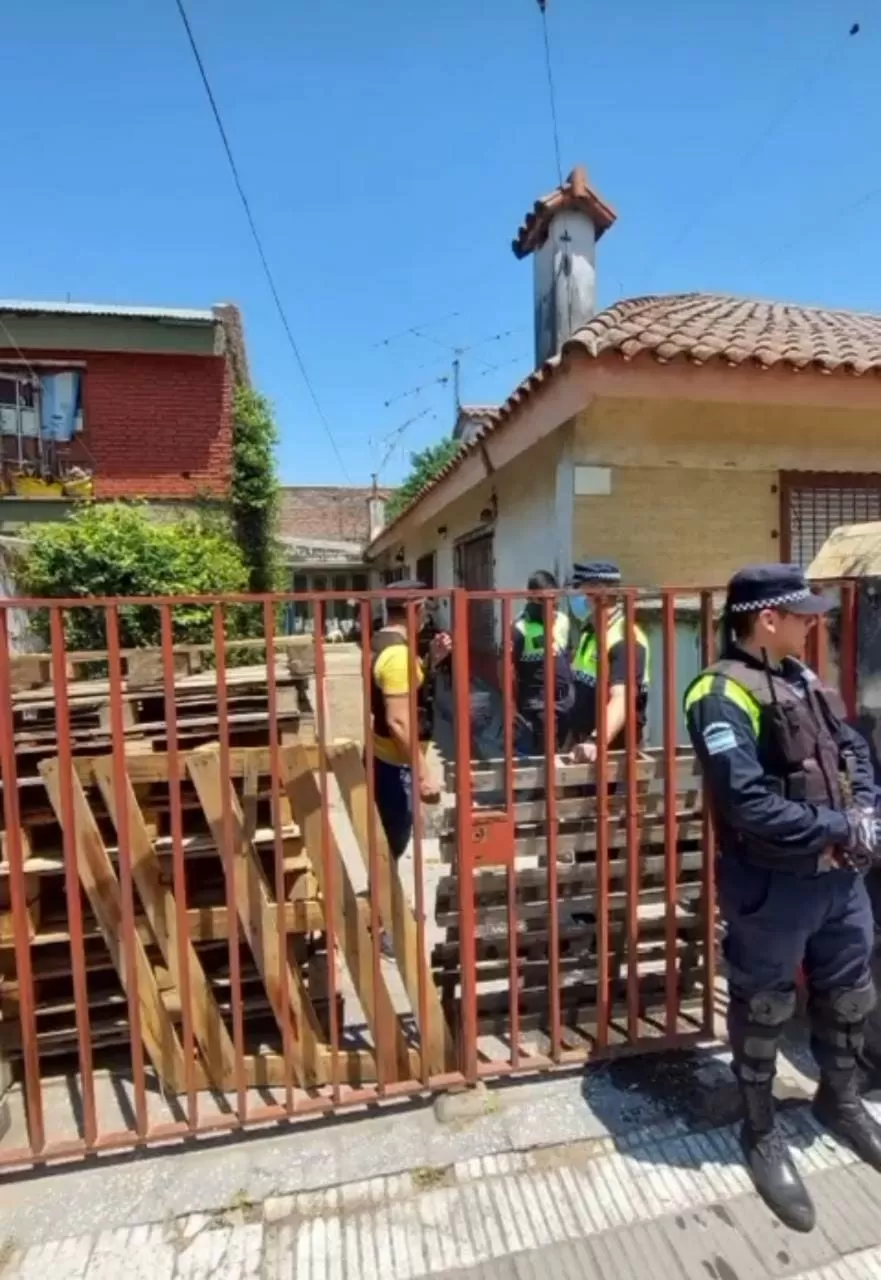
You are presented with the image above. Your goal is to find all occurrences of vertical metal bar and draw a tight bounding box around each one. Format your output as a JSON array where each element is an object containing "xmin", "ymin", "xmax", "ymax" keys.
[
  {"xmin": 542, "ymin": 595, "xmax": 561, "ymax": 1061},
  {"xmin": 0, "ymin": 608, "xmax": 45, "ymax": 1154},
  {"xmin": 214, "ymin": 604, "xmax": 247, "ymax": 1122},
  {"xmin": 501, "ymin": 596, "xmax": 519, "ymax": 1069},
  {"xmin": 49, "ymin": 606, "xmax": 97, "ymax": 1148},
  {"xmin": 360, "ymin": 597, "xmax": 384, "ymax": 1095},
  {"xmin": 839, "ymin": 582, "xmax": 858, "ymax": 717},
  {"xmin": 160, "ymin": 605, "xmax": 197, "ymax": 1127},
  {"xmin": 623, "ymin": 593, "xmax": 640, "ymax": 1043},
  {"xmin": 406, "ymin": 600, "xmax": 429, "ymax": 1085},
  {"xmin": 106, "ymin": 605, "xmax": 147, "ymax": 1139},
  {"xmin": 699, "ymin": 590, "xmax": 718, "ymax": 1036},
  {"xmin": 594, "ymin": 596, "xmax": 610, "ymax": 1050},
  {"xmin": 313, "ymin": 598, "xmax": 341, "ymax": 1102},
  {"xmin": 662, "ymin": 591, "xmax": 679, "ymax": 1036},
  {"xmin": 263, "ymin": 601, "xmax": 295, "ymax": 1116},
  {"xmin": 451, "ymin": 588, "xmax": 478, "ymax": 1083}
]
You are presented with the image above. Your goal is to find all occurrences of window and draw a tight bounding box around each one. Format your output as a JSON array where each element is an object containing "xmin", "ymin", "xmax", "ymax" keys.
[
  {"xmin": 783, "ymin": 473, "xmax": 881, "ymax": 569},
  {"xmin": 383, "ymin": 565, "xmax": 409, "ymax": 585}
]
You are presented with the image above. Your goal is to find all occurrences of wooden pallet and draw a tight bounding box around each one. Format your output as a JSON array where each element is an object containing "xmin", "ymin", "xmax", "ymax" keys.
[
  {"xmin": 0, "ymin": 742, "xmax": 456, "ymax": 1092},
  {"xmin": 435, "ymin": 749, "xmax": 709, "ymax": 1042},
  {"xmin": 10, "ymin": 635, "xmax": 316, "ymax": 692},
  {"xmin": 8, "ymin": 660, "xmax": 313, "ymax": 780}
]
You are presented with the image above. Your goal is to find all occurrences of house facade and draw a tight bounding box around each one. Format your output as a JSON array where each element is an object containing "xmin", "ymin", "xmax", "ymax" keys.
[
  {"xmin": 366, "ymin": 167, "xmax": 881, "ymax": 688},
  {"xmin": 279, "ymin": 483, "xmax": 390, "ymax": 633},
  {"xmin": 0, "ymin": 299, "xmax": 247, "ymax": 528}
]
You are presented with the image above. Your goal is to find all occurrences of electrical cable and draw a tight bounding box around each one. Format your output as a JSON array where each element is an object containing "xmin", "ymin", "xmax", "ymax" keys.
[
  {"xmin": 537, "ymin": 1, "xmax": 564, "ymax": 186},
  {"xmin": 172, "ymin": 0, "xmax": 351, "ymax": 479},
  {"xmin": 637, "ymin": 19, "xmax": 862, "ymax": 292}
]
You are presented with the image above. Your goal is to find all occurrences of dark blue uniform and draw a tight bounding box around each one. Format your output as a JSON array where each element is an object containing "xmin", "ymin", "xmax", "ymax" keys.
[
  {"xmin": 684, "ymin": 563, "xmax": 881, "ymax": 1234},
  {"xmin": 686, "ymin": 654, "xmax": 874, "ymax": 1008}
]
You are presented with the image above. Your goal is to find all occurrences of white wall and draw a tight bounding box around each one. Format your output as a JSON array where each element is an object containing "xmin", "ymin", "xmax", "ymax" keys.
[{"xmin": 374, "ymin": 430, "xmax": 571, "ymax": 646}]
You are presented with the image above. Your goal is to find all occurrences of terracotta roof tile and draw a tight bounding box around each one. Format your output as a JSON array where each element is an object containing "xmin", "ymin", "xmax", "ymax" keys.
[
  {"xmin": 513, "ymin": 166, "xmax": 617, "ymax": 259},
  {"xmin": 565, "ymin": 293, "xmax": 881, "ymax": 374},
  {"xmin": 369, "ymin": 291, "xmax": 881, "ymax": 548}
]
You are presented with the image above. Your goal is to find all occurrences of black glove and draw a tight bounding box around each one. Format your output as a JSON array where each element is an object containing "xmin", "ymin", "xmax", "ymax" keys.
[{"xmin": 841, "ymin": 808, "xmax": 881, "ymax": 873}]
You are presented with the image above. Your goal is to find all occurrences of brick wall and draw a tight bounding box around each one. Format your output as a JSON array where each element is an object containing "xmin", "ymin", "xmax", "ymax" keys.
[
  {"xmin": 574, "ymin": 466, "xmax": 778, "ymax": 586},
  {"xmin": 23, "ymin": 349, "xmax": 232, "ymax": 499},
  {"xmin": 279, "ymin": 486, "xmax": 393, "ymax": 543}
]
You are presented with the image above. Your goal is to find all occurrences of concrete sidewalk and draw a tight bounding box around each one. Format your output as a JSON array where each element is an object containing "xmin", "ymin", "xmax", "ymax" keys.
[{"xmin": 4, "ymin": 1038, "xmax": 881, "ymax": 1278}]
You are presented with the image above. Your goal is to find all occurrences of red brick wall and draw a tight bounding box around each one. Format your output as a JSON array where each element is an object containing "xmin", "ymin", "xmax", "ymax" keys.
[{"xmin": 23, "ymin": 349, "xmax": 232, "ymax": 499}]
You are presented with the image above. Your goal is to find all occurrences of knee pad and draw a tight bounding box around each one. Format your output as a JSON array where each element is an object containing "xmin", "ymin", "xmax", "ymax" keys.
[
  {"xmin": 745, "ymin": 988, "xmax": 798, "ymax": 1027},
  {"xmin": 816, "ymin": 978, "xmax": 876, "ymax": 1025}
]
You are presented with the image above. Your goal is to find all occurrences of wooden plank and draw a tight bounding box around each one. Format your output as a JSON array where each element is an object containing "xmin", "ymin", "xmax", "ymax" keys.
[
  {"xmin": 186, "ymin": 749, "xmax": 331, "ymax": 1088},
  {"xmin": 439, "ymin": 819, "xmax": 704, "ymax": 863},
  {"xmin": 38, "ymin": 758, "xmax": 188, "ymax": 1092},
  {"xmin": 0, "ymin": 899, "xmax": 326, "ymax": 951},
  {"xmin": 282, "ymin": 743, "xmax": 412, "ymax": 1083},
  {"xmin": 329, "ymin": 742, "xmax": 455, "ymax": 1074},
  {"xmin": 448, "ymin": 750, "xmax": 701, "ymax": 794},
  {"xmin": 91, "ymin": 757, "xmax": 237, "ymax": 1090}
]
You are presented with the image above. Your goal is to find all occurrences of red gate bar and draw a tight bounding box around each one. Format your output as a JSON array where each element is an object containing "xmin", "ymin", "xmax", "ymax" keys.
[
  {"xmin": 500, "ymin": 595, "xmax": 520, "ymax": 1070},
  {"xmin": 593, "ymin": 596, "xmax": 611, "ymax": 1052},
  {"xmin": 661, "ymin": 591, "xmax": 679, "ymax": 1036},
  {"xmin": 214, "ymin": 603, "xmax": 248, "ymax": 1122},
  {"xmin": 451, "ymin": 588, "xmax": 478, "ymax": 1085},
  {"xmin": 542, "ymin": 594, "xmax": 562, "ymax": 1062},
  {"xmin": 161, "ymin": 602, "xmax": 199, "ymax": 1127},
  {"xmin": 623, "ymin": 592, "xmax": 640, "ymax": 1043},
  {"xmin": 359, "ymin": 598, "xmax": 386, "ymax": 1096},
  {"xmin": 106, "ymin": 603, "xmax": 149, "ymax": 1141},
  {"xmin": 49, "ymin": 606, "xmax": 99, "ymax": 1148},
  {"xmin": 699, "ymin": 590, "xmax": 718, "ymax": 1037}
]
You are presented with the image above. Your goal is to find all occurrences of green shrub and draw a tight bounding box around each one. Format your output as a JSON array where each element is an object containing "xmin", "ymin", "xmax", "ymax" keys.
[{"xmin": 19, "ymin": 503, "xmax": 249, "ymax": 651}]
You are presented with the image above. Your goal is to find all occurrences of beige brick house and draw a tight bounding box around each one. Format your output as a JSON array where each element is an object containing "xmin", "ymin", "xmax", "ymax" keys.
[{"xmin": 366, "ymin": 167, "xmax": 881, "ymax": 680}]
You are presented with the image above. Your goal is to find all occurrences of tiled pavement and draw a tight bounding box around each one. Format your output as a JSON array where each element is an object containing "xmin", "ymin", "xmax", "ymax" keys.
[{"xmin": 6, "ymin": 1099, "xmax": 881, "ymax": 1278}]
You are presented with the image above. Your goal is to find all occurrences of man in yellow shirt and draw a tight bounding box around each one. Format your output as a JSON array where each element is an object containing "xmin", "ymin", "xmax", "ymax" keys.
[{"xmin": 371, "ymin": 581, "xmax": 451, "ymax": 861}]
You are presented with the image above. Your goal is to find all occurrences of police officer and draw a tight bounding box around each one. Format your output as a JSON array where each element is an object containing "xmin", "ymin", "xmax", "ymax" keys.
[
  {"xmin": 684, "ymin": 564, "xmax": 881, "ymax": 1233},
  {"xmin": 512, "ymin": 569, "xmax": 574, "ymax": 755},
  {"xmin": 568, "ymin": 561, "xmax": 651, "ymax": 762},
  {"xmin": 370, "ymin": 581, "xmax": 451, "ymax": 864}
]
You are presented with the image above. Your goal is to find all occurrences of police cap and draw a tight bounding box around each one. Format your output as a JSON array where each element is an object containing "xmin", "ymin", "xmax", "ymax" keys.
[
  {"xmin": 569, "ymin": 560, "xmax": 622, "ymax": 587},
  {"xmin": 725, "ymin": 563, "xmax": 833, "ymax": 616}
]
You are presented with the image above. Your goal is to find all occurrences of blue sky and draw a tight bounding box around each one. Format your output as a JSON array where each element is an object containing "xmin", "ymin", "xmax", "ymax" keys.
[{"xmin": 3, "ymin": 1, "xmax": 877, "ymax": 485}]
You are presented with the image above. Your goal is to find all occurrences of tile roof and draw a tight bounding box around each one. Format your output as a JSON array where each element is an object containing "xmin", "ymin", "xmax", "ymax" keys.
[
  {"xmin": 279, "ymin": 485, "xmax": 392, "ymax": 545},
  {"xmin": 565, "ymin": 293, "xmax": 881, "ymax": 374},
  {"xmin": 513, "ymin": 166, "xmax": 617, "ymax": 259},
  {"xmin": 369, "ymin": 291, "xmax": 881, "ymax": 549}
]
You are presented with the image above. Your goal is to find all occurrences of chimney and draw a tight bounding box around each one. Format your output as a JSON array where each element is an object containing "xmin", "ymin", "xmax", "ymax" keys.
[
  {"xmin": 512, "ymin": 165, "xmax": 616, "ymax": 367},
  {"xmin": 367, "ymin": 473, "xmax": 386, "ymax": 543}
]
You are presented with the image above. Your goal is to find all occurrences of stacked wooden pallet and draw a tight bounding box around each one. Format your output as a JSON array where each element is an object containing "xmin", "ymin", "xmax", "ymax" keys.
[
  {"xmin": 7, "ymin": 641, "xmax": 316, "ymax": 782},
  {"xmin": 436, "ymin": 749, "xmax": 709, "ymax": 1049},
  {"xmin": 0, "ymin": 742, "xmax": 455, "ymax": 1092}
]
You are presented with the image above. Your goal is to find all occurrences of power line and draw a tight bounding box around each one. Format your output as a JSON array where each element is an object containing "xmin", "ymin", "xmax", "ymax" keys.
[
  {"xmin": 370, "ymin": 310, "xmax": 461, "ymax": 350},
  {"xmin": 536, "ymin": 1, "xmax": 564, "ymax": 186},
  {"xmin": 172, "ymin": 0, "xmax": 351, "ymax": 480},
  {"xmin": 752, "ymin": 178, "xmax": 881, "ymax": 274},
  {"xmin": 637, "ymin": 19, "xmax": 862, "ymax": 292}
]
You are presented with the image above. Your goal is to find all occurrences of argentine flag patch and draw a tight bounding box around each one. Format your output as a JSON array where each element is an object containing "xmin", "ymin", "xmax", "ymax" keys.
[{"xmin": 702, "ymin": 721, "xmax": 738, "ymax": 756}]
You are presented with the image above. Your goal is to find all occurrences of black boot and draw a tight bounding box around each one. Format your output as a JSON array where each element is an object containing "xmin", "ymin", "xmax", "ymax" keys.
[
  {"xmin": 814, "ymin": 1070, "xmax": 881, "ymax": 1170},
  {"xmin": 740, "ymin": 1080, "xmax": 816, "ymax": 1233}
]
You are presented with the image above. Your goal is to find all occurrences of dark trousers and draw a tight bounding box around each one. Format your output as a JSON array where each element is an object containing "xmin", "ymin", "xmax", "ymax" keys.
[
  {"xmin": 373, "ymin": 757, "xmax": 413, "ymax": 861},
  {"xmin": 515, "ymin": 708, "xmax": 570, "ymax": 757},
  {"xmin": 718, "ymin": 857, "xmax": 874, "ymax": 1080}
]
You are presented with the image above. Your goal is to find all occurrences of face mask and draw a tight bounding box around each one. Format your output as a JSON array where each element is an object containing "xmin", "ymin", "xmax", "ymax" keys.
[{"xmin": 570, "ymin": 595, "xmax": 591, "ymax": 623}]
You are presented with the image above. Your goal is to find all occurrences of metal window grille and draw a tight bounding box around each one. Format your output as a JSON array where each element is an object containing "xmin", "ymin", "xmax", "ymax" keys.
[{"xmin": 786, "ymin": 477, "xmax": 881, "ymax": 569}]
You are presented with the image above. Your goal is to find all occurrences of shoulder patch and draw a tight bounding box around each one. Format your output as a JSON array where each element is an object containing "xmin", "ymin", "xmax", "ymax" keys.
[{"xmin": 702, "ymin": 720, "xmax": 739, "ymax": 756}]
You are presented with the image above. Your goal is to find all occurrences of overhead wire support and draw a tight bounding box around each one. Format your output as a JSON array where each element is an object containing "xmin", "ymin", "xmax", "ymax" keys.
[{"xmin": 172, "ymin": 0, "xmax": 351, "ymax": 480}]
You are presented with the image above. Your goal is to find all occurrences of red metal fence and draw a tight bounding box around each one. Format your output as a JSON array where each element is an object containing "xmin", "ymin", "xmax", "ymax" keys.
[{"xmin": 0, "ymin": 583, "xmax": 864, "ymax": 1171}]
